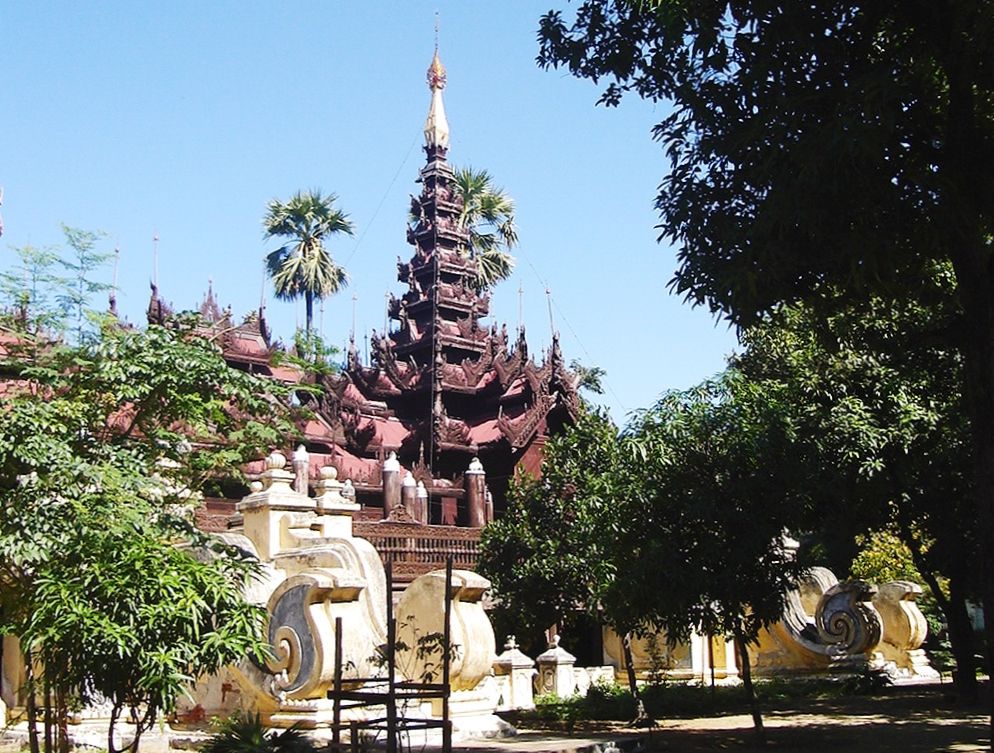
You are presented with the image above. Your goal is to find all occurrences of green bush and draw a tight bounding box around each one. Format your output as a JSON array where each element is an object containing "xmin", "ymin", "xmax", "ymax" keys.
[{"xmin": 201, "ymin": 714, "xmax": 317, "ymax": 753}]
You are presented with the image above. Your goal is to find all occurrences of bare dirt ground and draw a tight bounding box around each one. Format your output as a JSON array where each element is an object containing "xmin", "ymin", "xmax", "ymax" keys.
[{"xmin": 489, "ymin": 684, "xmax": 991, "ymax": 753}]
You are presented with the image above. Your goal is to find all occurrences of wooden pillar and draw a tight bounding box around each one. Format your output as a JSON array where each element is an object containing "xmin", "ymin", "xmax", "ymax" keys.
[
  {"xmin": 382, "ymin": 451, "xmax": 401, "ymax": 519},
  {"xmin": 465, "ymin": 457, "xmax": 487, "ymax": 528}
]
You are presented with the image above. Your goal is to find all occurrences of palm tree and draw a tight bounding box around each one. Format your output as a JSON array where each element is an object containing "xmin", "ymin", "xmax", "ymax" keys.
[
  {"xmin": 453, "ymin": 167, "xmax": 518, "ymax": 290},
  {"xmin": 263, "ymin": 190, "xmax": 354, "ymax": 335}
]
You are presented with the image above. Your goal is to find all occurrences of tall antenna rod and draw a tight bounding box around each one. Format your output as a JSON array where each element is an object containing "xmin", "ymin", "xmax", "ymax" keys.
[
  {"xmin": 517, "ymin": 281, "xmax": 524, "ymax": 333},
  {"xmin": 152, "ymin": 231, "xmax": 159, "ymax": 287},
  {"xmin": 109, "ymin": 244, "xmax": 120, "ymax": 315},
  {"xmin": 545, "ymin": 285, "xmax": 556, "ymax": 337},
  {"xmin": 434, "ymin": 11, "xmax": 440, "ymax": 52},
  {"xmin": 259, "ymin": 262, "xmax": 267, "ymax": 312},
  {"xmin": 351, "ymin": 292, "xmax": 358, "ymax": 341}
]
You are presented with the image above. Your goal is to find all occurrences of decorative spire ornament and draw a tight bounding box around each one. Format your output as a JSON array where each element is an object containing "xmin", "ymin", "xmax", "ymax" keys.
[{"xmin": 423, "ymin": 45, "xmax": 450, "ymax": 150}]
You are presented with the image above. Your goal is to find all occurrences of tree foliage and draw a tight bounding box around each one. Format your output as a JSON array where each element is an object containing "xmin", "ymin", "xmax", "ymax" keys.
[
  {"xmin": 453, "ymin": 166, "xmax": 518, "ymax": 290},
  {"xmin": 537, "ymin": 2, "xmax": 993, "ymax": 322},
  {"xmin": 480, "ymin": 409, "xmax": 626, "ymax": 649},
  {"xmin": 733, "ymin": 271, "xmax": 980, "ymax": 697},
  {"xmin": 482, "ymin": 377, "xmax": 805, "ymax": 734},
  {"xmin": 538, "ymin": 2, "xmax": 994, "ymax": 724},
  {"xmin": 0, "ymin": 225, "xmax": 111, "ymax": 340},
  {"xmin": 0, "ymin": 318, "xmax": 294, "ymax": 753},
  {"xmin": 264, "ymin": 190, "xmax": 354, "ymax": 335}
]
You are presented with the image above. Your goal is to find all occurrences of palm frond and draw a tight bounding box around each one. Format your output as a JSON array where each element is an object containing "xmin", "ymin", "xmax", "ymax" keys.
[
  {"xmin": 262, "ymin": 190, "xmax": 354, "ymax": 326},
  {"xmin": 452, "ymin": 166, "xmax": 518, "ymax": 291}
]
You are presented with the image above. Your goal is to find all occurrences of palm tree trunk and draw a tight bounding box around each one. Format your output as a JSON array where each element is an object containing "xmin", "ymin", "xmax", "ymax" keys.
[{"xmin": 305, "ymin": 293, "xmax": 314, "ymax": 336}]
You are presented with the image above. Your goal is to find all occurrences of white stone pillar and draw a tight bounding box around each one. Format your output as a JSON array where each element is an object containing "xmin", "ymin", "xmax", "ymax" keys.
[
  {"xmin": 401, "ymin": 471, "xmax": 417, "ymax": 519},
  {"xmin": 534, "ymin": 635, "xmax": 577, "ymax": 697},
  {"xmin": 382, "ymin": 451, "xmax": 401, "ymax": 519},
  {"xmin": 415, "ymin": 480, "xmax": 428, "ymax": 524},
  {"xmin": 291, "ymin": 444, "xmax": 309, "ymax": 495},
  {"xmin": 313, "ymin": 465, "xmax": 361, "ymax": 538},
  {"xmin": 493, "ymin": 636, "xmax": 536, "ymax": 710}
]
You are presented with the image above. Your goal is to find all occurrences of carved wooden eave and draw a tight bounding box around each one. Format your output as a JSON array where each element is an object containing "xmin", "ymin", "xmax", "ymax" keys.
[
  {"xmin": 146, "ymin": 283, "xmax": 174, "ymax": 325},
  {"xmin": 436, "ymin": 413, "xmax": 473, "ymax": 450},
  {"xmin": 547, "ymin": 336, "xmax": 582, "ymax": 421},
  {"xmin": 497, "ymin": 392, "xmax": 555, "ymax": 449},
  {"xmin": 409, "ymin": 219, "xmax": 468, "ymax": 250},
  {"xmin": 342, "ymin": 407, "xmax": 377, "ymax": 453},
  {"xmin": 436, "ymin": 348, "xmax": 497, "ymax": 392}
]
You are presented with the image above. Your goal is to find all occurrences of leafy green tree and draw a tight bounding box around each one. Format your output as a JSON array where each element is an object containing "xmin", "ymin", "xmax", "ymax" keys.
[
  {"xmin": 734, "ymin": 271, "xmax": 980, "ymax": 699},
  {"xmin": 614, "ymin": 373, "xmax": 805, "ymax": 740},
  {"xmin": 0, "ymin": 317, "xmax": 293, "ymax": 753},
  {"xmin": 849, "ymin": 527, "xmax": 946, "ymax": 639},
  {"xmin": 264, "ymin": 190, "xmax": 354, "ymax": 335},
  {"xmin": 569, "ymin": 359, "xmax": 606, "ymax": 397},
  {"xmin": 484, "ymin": 376, "xmax": 806, "ymax": 737},
  {"xmin": 453, "ymin": 166, "xmax": 518, "ymax": 290},
  {"xmin": 538, "ymin": 4, "xmax": 994, "ymax": 723},
  {"xmin": 0, "ymin": 243, "xmax": 63, "ymax": 334},
  {"xmin": 480, "ymin": 410, "xmax": 624, "ymax": 649},
  {"xmin": 54, "ymin": 225, "xmax": 112, "ymax": 344}
]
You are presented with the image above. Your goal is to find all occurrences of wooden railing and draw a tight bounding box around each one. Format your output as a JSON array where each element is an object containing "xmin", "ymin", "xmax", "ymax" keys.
[{"xmin": 354, "ymin": 520, "xmax": 481, "ymax": 584}]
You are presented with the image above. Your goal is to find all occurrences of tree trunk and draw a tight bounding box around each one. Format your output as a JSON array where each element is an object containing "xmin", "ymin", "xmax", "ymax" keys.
[
  {"xmin": 733, "ymin": 625, "xmax": 765, "ymax": 746},
  {"xmin": 305, "ymin": 292, "xmax": 314, "ymax": 336},
  {"xmin": 944, "ymin": 49, "xmax": 994, "ymax": 737},
  {"xmin": 621, "ymin": 632, "xmax": 649, "ymax": 723},
  {"xmin": 25, "ymin": 656, "xmax": 39, "ymax": 753},
  {"xmin": 43, "ymin": 659, "xmax": 52, "ymax": 753},
  {"xmin": 128, "ymin": 706, "xmax": 144, "ymax": 753},
  {"xmin": 897, "ymin": 517, "xmax": 978, "ymax": 701},
  {"xmin": 947, "ymin": 250, "xmax": 994, "ymax": 736},
  {"xmin": 108, "ymin": 702, "xmax": 122, "ymax": 753},
  {"xmin": 56, "ymin": 687, "xmax": 69, "ymax": 753},
  {"xmin": 946, "ymin": 576, "xmax": 979, "ymax": 702}
]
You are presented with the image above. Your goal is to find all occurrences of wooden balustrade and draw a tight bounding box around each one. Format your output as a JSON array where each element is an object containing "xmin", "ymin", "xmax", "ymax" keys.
[{"xmin": 354, "ymin": 521, "xmax": 481, "ymax": 584}]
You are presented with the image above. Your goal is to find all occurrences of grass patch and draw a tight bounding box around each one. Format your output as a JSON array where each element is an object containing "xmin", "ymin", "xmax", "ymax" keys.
[{"xmin": 512, "ymin": 674, "xmax": 894, "ymax": 728}]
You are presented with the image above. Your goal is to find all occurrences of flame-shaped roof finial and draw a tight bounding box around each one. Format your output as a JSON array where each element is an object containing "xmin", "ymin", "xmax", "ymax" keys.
[{"xmin": 423, "ymin": 26, "xmax": 450, "ymax": 150}]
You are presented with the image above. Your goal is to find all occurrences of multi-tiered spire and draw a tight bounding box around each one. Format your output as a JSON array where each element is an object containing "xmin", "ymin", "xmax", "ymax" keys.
[{"xmin": 336, "ymin": 49, "xmax": 580, "ymax": 497}]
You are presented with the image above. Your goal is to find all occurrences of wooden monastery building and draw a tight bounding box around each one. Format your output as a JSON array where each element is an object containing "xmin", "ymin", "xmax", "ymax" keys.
[{"xmin": 148, "ymin": 51, "xmax": 581, "ymax": 584}]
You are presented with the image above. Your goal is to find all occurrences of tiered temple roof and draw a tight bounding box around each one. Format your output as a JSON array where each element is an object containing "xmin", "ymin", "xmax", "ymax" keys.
[{"xmin": 152, "ymin": 49, "xmax": 581, "ymax": 525}]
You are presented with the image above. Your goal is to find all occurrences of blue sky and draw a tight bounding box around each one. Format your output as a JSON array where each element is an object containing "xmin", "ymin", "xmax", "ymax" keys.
[{"xmin": 2, "ymin": 2, "xmax": 737, "ymax": 425}]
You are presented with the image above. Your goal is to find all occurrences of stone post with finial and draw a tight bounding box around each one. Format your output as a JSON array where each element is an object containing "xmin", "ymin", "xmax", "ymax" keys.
[
  {"xmin": 493, "ymin": 636, "xmax": 537, "ymax": 711},
  {"xmin": 535, "ymin": 635, "xmax": 578, "ymax": 698},
  {"xmin": 416, "ymin": 480, "xmax": 429, "ymax": 524},
  {"xmin": 236, "ymin": 450, "xmax": 314, "ymax": 560},
  {"xmin": 312, "ymin": 464, "xmax": 361, "ymax": 539},
  {"xmin": 465, "ymin": 456, "xmax": 487, "ymax": 527}
]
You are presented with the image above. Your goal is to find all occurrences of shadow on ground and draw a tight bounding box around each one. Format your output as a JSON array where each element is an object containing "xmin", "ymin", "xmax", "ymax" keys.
[{"xmin": 500, "ymin": 684, "xmax": 990, "ymax": 753}]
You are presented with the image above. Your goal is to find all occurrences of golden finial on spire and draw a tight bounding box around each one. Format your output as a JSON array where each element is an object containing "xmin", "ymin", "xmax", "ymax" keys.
[
  {"xmin": 423, "ymin": 18, "xmax": 450, "ymax": 150},
  {"xmin": 427, "ymin": 50, "xmax": 447, "ymax": 91}
]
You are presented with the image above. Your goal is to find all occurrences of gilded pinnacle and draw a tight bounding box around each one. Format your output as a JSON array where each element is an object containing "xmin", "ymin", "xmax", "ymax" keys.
[{"xmin": 423, "ymin": 50, "xmax": 450, "ymax": 149}]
